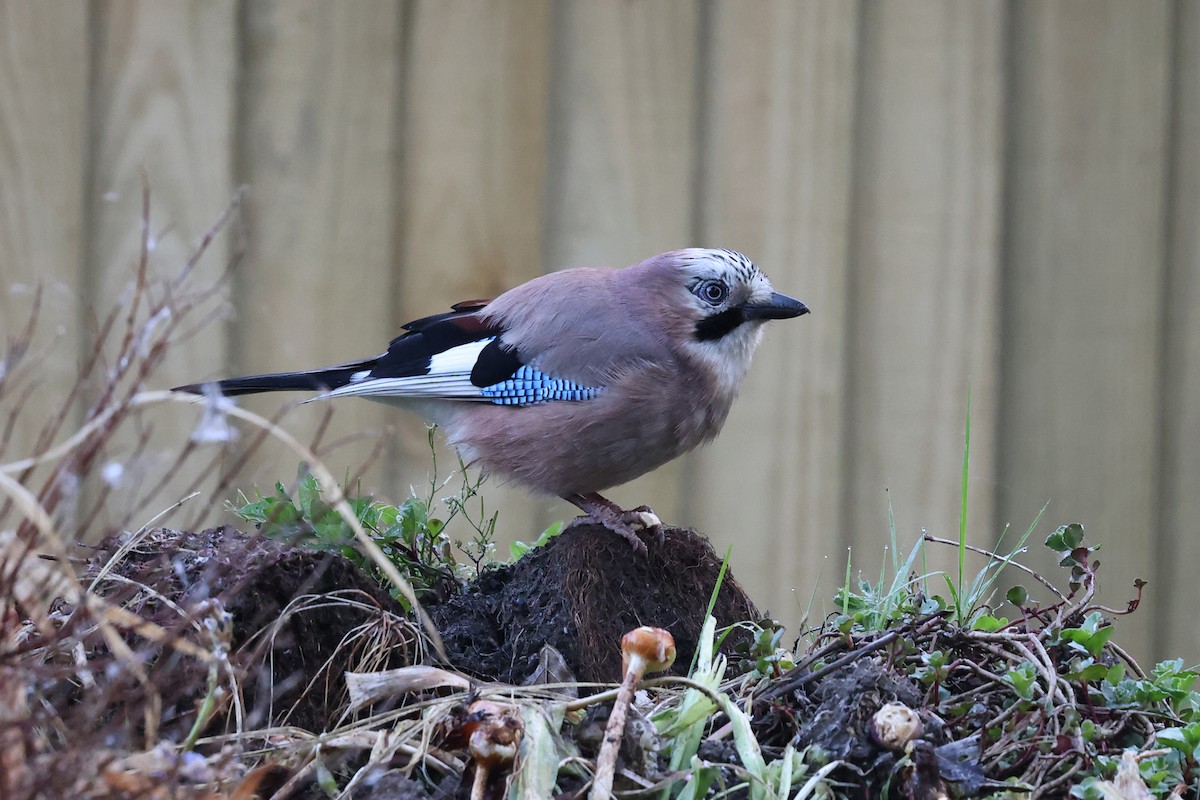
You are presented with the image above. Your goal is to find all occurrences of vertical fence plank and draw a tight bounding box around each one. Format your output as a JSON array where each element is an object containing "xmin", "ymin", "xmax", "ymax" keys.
[
  {"xmin": 542, "ymin": 0, "xmax": 699, "ymax": 524},
  {"xmin": 86, "ymin": 0, "xmax": 235, "ymax": 528},
  {"xmin": 1000, "ymin": 1, "xmax": 1172, "ymax": 662},
  {"xmin": 1159, "ymin": 0, "xmax": 1200, "ymax": 662},
  {"xmin": 692, "ymin": 0, "xmax": 858, "ymax": 627},
  {"xmin": 233, "ymin": 0, "xmax": 402, "ymax": 502},
  {"xmin": 391, "ymin": 0, "xmax": 552, "ymax": 541},
  {"xmin": 0, "ymin": 2, "xmax": 87, "ymax": 464},
  {"xmin": 2, "ymin": 2, "xmax": 1193, "ymax": 663},
  {"xmin": 844, "ymin": 2, "xmax": 1006, "ymax": 582}
]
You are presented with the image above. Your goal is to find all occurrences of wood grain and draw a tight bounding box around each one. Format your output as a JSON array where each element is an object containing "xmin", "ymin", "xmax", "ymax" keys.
[
  {"xmin": 390, "ymin": 0, "xmax": 553, "ymax": 541},
  {"xmin": 690, "ymin": 0, "xmax": 859, "ymax": 628},
  {"xmin": 232, "ymin": 0, "xmax": 402, "ymax": 506},
  {"xmin": 999, "ymin": 0, "xmax": 1172, "ymax": 662},
  {"xmin": 1157, "ymin": 0, "xmax": 1200, "ymax": 661},
  {"xmin": 1, "ymin": 2, "xmax": 1196, "ymax": 661},
  {"xmin": 541, "ymin": 0, "xmax": 700, "ymax": 525},
  {"xmin": 0, "ymin": 1, "xmax": 87, "ymax": 466},
  {"xmin": 85, "ymin": 0, "xmax": 236, "ymax": 530},
  {"xmin": 844, "ymin": 1, "xmax": 1006, "ymax": 587}
]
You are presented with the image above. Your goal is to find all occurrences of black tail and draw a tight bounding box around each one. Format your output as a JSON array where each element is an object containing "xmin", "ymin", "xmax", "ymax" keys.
[
  {"xmin": 173, "ymin": 362, "xmax": 375, "ymax": 397},
  {"xmin": 173, "ymin": 301, "xmax": 500, "ymax": 399}
]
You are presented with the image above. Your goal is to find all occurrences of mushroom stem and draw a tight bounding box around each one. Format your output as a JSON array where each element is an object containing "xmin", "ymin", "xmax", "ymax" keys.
[
  {"xmin": 470, "ymin": 758, "xmax": 489, "ymax": 800},
  {"xmin": 589, "ymin": 627, "xmax": 676, "ymax": 800}
]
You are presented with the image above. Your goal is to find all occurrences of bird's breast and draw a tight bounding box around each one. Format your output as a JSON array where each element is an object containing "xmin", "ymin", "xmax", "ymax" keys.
[{"xmin": 441, "ymin": 362, "xmax": 733, "ymax": 497}]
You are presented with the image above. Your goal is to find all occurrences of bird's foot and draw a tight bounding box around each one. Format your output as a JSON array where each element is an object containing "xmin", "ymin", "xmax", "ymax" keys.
[
  {"xmin": 563, "ymin": 494, "xmax": 662, "ymax": 554},
  {"xmin": 565, "ymin": 512, "xmax": 647, "ymax": 554},
  {"xmin": 622, "ymin": 505, "xmax": 664, "ymax": 546}
]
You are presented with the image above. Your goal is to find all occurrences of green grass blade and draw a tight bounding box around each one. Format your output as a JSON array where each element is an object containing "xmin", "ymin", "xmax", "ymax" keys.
[
  {"xmin": 842, "ymin": 547, "xmax": 852, "ymax": 618},
  {"xmin": 888, "ymin": 498, "xmax": 898, "ymax": 575},
  {"xmin": 958, "ymin": 387, "xmax": 971, "ymax": 622},
  {"xmin": 688, "ymin": 546, "xmax": 732, "ymax": 675}
]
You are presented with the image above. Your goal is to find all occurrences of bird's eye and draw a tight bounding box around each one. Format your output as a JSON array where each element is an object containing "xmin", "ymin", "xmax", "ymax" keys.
[{"xmin": 696, "ymin": 280, "xmax": 728, "ymax": 305}]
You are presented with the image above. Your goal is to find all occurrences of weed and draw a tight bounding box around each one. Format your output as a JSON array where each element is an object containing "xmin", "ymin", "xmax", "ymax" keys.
[{"xmin": 230, "ymin": 425, "xmax": 571, "ymax": 605}]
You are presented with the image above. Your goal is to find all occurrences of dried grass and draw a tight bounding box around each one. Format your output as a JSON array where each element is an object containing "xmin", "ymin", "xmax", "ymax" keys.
[{"xmin": 0, "ymin": 184, "xmax": 436, "ymax": 799}]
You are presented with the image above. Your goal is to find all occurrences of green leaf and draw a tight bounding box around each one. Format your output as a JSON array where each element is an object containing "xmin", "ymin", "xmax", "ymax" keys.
[
  {"xmin": 1006, "ymin": 585, "xmax": 1029, "ymax": 606},
  {"xmin": 1047, "ymin": 526, "xmax": 1080, "ymax": 553},
  {"xmin": 1061, "ymin": 618, "xmax": 1115, "ymax": 658},
  {"xmin": 1065, "ymin": 662, "xmax": 1110, "ymax": 683},
  {"xmin": 511, "ymin": 705, "xmax": 566, "ymax": 800},
  {"xmin": 509, "ymin": 520, "xmax": 564, "ymax": 560},
  {"xmin": 298, "ymin": 473, "xmax": 323, "ymax": 520},
  {"xmin": 676, "ymin": 757, "xmax": 718, "ymax": 800},
  {"xmin": 971, "ymin": 615, "xmax": 1006, "ymax": 632},
  {"xmin": 723, "ymin": 698, "xmax": 768, "ymax": 800},
  {"xmin": 1004, "ymin": 662, "xmax": 1038, "ymax": 700},
  {"xmin": 1157, "ymin": 726, "xmax": 1189, "ymax": 754}
]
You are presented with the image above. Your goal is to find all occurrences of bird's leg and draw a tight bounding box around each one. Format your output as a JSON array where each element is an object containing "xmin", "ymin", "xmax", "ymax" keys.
[{"xmin": 562, "ymin": 492, "xmax": 663, "ymax": 553}]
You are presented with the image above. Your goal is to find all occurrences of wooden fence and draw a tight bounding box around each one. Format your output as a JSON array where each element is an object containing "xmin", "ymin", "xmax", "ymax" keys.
[{"xmin": 1, "ymin": 0, "xmax": 1196, "ymax": 666}]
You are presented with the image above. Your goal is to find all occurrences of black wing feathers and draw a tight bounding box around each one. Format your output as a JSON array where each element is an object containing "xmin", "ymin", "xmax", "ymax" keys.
[
  {"xmin": 470, "ymin": 338, "xmax": 524, "ymax": 387},
  {"xmin": 371, "ymin": 312, "xmax": 505, "ymax": 379},
  {"xmin": 400, "ymin": 302, "xmax": 490, "ymax": 333}
]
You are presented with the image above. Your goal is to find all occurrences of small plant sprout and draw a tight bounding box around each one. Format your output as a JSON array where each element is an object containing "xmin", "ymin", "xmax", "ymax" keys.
[
  {"xmin": 466, "ymin": 700, "xmax": 524, "ymax": 800},
  {"xmin": 590, "ymin": 626, "xmax": 677, "ymax": 800}
]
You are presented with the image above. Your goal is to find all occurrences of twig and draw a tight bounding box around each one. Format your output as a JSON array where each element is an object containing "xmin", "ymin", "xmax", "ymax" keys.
[
  {"xmin": 760, "ymin": 611, "xmax": 947, "ymax": 704},
  {"xmin": 923, "ymin": 534, "xmax": 1067, "ymax": 601}
]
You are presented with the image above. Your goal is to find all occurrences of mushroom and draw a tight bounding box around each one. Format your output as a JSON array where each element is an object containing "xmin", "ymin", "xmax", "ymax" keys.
[
  {"xmin": 589, "ymin": 627, "xmax": 677, "ymax": 800},
  {"xmin": 869, "ymin": 701, "xmax": 925, "ymax": 752},
  {"xmin": 466, "ymin": 700, "xmax": 523, "ymax": 800}
]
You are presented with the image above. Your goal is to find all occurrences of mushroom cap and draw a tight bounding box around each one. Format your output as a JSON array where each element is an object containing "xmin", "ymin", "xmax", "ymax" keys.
[{"xmin": 621, "ymin": 627, "xmax": 677, "ymax": 674}]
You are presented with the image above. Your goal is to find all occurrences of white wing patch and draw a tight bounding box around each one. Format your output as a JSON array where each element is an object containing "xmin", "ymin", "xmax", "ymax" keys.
[
  {"xmin": 313, "ymin": 336, "xmax": 606, "ymax": 406},
  {"xmin": 323, "ymin": 338, "xmax": 494, "ymax": 401}
]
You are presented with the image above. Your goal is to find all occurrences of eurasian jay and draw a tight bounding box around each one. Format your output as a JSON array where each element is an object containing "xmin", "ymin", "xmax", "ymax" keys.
[{"xmin": 176, "ymin": 249, "xmax": 808, "ymax": 551}]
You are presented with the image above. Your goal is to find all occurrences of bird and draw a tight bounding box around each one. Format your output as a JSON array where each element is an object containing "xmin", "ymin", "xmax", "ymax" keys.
[{"xmin": 175, "ymin": 249, "xmax": 808, "ymax": 551}]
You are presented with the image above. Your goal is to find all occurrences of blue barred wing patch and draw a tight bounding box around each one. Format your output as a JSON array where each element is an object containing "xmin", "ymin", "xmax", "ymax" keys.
[{"xmin": 480, "ymin": 365, "xmax": 604, "ymax": 406}]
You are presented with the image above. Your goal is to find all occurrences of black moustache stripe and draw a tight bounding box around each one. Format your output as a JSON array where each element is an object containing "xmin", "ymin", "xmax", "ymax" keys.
[{"xmin": 693, "ymin": 307, "xmax": 747, "ymax": 341}]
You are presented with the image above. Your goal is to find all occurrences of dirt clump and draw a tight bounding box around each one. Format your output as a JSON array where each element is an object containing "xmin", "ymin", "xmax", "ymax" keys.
[
  {"xmin": 430, "ymin": 523, "xmax": 760, "ymax": 683},
  {"xmin": 77, "ymin": 526, "xmax": 412, "ymax": 737}
]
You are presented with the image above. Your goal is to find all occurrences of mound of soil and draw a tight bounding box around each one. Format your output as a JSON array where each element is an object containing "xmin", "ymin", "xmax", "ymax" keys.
[
  {"xmin": 73, "ymin": 522, "xmax": 755, "ymax": 738},
  {"xmin": 430, "ymin": 523, "xmax": 760, "ymax": 683},
  {"xmin": 80, "ymin": 526, "xmax": 406, "ymax": 735}
]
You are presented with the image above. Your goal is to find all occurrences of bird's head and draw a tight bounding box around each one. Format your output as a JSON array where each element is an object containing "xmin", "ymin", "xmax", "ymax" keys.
[{"xmin": 653, "ymin": 248, "xmax": 808, "ymax": 392}]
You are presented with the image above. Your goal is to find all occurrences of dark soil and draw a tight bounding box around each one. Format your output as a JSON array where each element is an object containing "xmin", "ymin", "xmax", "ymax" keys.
[
  {"xmin": 64, "ymin": 522, "xmax": 757, "ymax": 744},
  {"xmin": 794, "ymin": 659, "xmax": 924, "ymax": 766},
  {"xmin": 431, "ymin": 523, "xmax": 760, "ymax": 683},
  {"xmin": 347, "ymin": 770, "xmax": 458, "ymax": 800},
  {"xmin": 79, "ymin": 526, "xmax": 408, "ymax": 736}
]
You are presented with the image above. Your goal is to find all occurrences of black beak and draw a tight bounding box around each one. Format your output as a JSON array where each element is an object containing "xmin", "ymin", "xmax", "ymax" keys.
[{"xmin": 742, "ymin": 292, "xmax": 810, "ymax": 320}]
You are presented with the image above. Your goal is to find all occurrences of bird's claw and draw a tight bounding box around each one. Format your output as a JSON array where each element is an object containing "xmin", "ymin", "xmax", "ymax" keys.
[
  {"xmin": 608, "ymin": 521, "xmax": 650, "ymax": 555},
  {"xmin": 563, "ymin": 504, "xmax": 663, "ymax": 554},
  {"xmin": 621, "ymin": 505, "xmax": 664, "ymax": 545},
  {"xmin": 564, "ymin": 513, "xmax": 647, "ymax": 554},
  {"xmin": 562, "ymin": 494, "xmax": 664, "ymax": 554},
  {"xmin": 620, "ymin": 506, "xmax": 661, "ymax": 530}
]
